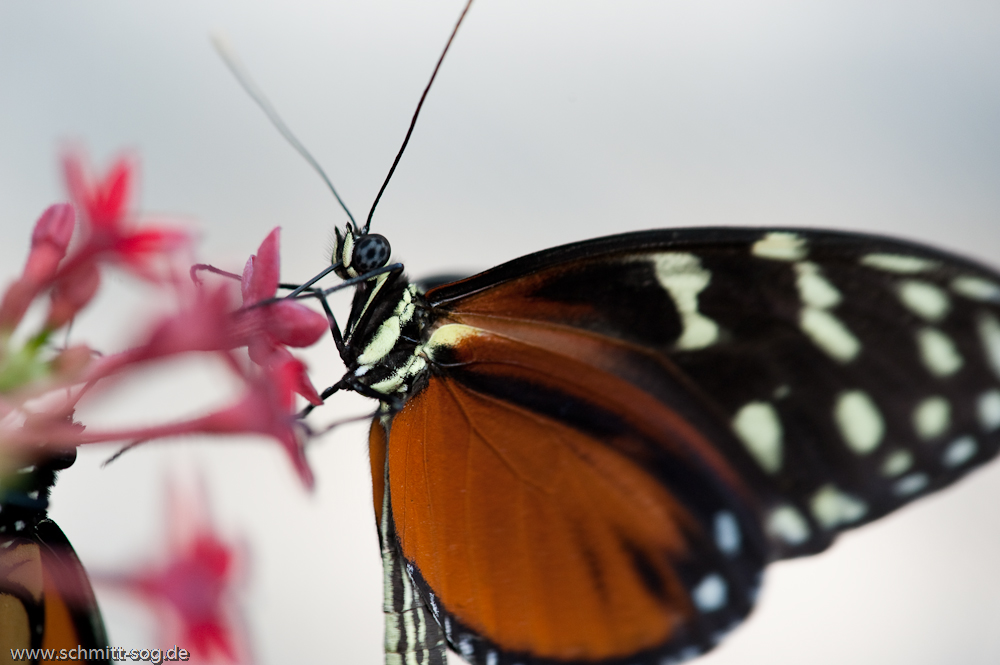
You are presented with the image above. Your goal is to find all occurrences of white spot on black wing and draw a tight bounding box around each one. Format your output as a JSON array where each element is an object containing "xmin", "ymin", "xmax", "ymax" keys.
[
  {"xmin": 732, "ymin": 401, "xmax": 783, "ymax": 473},
  {"xmin": 714, "ymin": 511, "xmax": 741, "ymax": 556},
  {"xmin": 692, "ymin": 574, "xmax": 728, "ymax": 613},
  {"xmin": 951, "ymin": 276, "xmax": 1000, "ymax": 302},
  {"xmin": 795, "ymin": 262, "xmax": 842, "ymax": 309},
  {"xmin": 893, "ymin": 473, "xmax": 929, "ymax": 496},
  {"xmin": 652, "ymin": 253, "xmax": 719, "ymax": 350},
  {"xmin": 977, "ymin": 390, "xmax": 1000, "ymax": 431},
  {"xmin": 916, "ymin": 327, "xmax": 964, "ymax": 377},
  {"xmin": 800, "ymin": 308, "xmax": 861, "ymax": 363},
  {"xmin": 767, "ymin": 504, "xmax": 810, "ymax": 546},
  {"xmin": 977, "ymin": 313, "xmax": 1000, "ymax": 380},
  {"xmin": 834, "ymin": 390, "xmax": 885, "ymax": 454},
  {"xmin": 942, "ymin": 436, "xmax": 978, "ymax": 468},
  {"xmin": 810, "ymin": 485, "xmax": 868, "ymax": 529},
  {"xmin": 860, "ymin": 254, "xmax": 939, "ymax": 274},
  {"xmin": 898, "ymin": 280, "xmax": 951, "ymax": 321},
  {"xmin": 457, "ymin": 635, "xmax": 474, "ymax": 658},
  {"xmin": 912, "ymin": 396, "xmax": 951, "ymax": 440},
  {"xmin": 881, "ymin": 449, "xmax": 914, "ymax": 477},
  {"xmin": 752, "ymin": 232, "xmax": 808, "ymax": 261}
]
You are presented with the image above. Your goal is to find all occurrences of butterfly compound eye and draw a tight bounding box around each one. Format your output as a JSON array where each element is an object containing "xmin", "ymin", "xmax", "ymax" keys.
[{"xmin": 351, "ymin": 234, "xmax": 391, "ymax": 273}]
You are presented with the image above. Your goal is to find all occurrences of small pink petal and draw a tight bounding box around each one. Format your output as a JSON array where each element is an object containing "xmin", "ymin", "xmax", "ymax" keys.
[
  {"xmin": 115, "ymin": 227, "xmax": 192, "ymax": 259},
  {"xmin": 97, "ymin": 158, "xmax": 133, "ymax": 228},
  {"xmin": 63, "ymin": 151, "xmax": 135, "ymax": 230},
  {"xmin": 241, "ymin": 228, "xmax": 281, "ymax": 304},
  {"xmin": 46, "ymin": 263, "xmax": 101, "ymax": 329},
  {"xmin": 31, "ymin": 203, "xmax": 76, "ymax": 256},
  {"xmin": 265, "ymin": 300, "xmax": 329, "ymax": 347},
  {"xmin": 0, "ymin": 204, "xmax": 78, "ymax": 329},
  {"xmin": 246, "ymin": 341, "xmax": 322, "ymax": 406},
  {"xmin": 62, "ymin": 153, "xmax": 88, "ymax": 215}
]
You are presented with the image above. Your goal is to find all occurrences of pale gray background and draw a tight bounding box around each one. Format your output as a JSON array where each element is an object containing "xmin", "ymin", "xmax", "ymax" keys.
[{"xmin": 1, "ymin": 1, "xmax": 999, "ymax": 663}]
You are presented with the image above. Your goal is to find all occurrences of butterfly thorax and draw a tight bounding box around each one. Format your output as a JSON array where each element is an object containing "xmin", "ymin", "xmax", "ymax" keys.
[{"xmin": 343, "ymin": 271, "xmax": 431, "ymax": 400}]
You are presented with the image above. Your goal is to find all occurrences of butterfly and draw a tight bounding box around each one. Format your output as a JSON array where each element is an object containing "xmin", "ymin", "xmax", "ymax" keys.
[
  {"xmin": 309, "ymin": 220, "xmax": 1000, "ymax": 665},
  {"xmin": 0, "ymin": 450, "xmax": 112, "ymax": 665}
]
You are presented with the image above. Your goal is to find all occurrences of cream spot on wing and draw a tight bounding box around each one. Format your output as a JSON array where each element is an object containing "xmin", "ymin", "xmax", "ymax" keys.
[
  {"xmin": 425, "ymin": 323, "xmax": 482, "ymax": 360},
  {"xmin": 692, "ymin": 574, "xmax": 728, "ymax": 613},
  {"xmin": 714, "ymin": 511, "xmax": 741, "ymax": 556},
  {"xmin": 916, "ymin": 327, "xmax": 964, "ymax": 377},
  {"xmin": 976, "ymin": 312, "xmax": 1000, "ymax": 380},
  {"xmin": 800, "ymin": 308, "xmax": 861, "ymax": 362},
  {"xmin": 881, "ymin": 450, "xmax": 913, "ymax": 477},
  {"xmin": 732, "ymin": 401, "xmax": 783, "ymax": 473},
  {"xmin": 834, "ymin": 390, "xmax": 885, "ymax": 454},
  {"xmin": 795, "ymin": 262, "xmax": 842, "ymax": 309},
  {"xmin": 791, "ymin": 260, "xmax": 860, "ymax": 362},
  {"xmin": 898, "ymin": 280, "xmax": 950, "ymax": 322},
  {"xmin": 951, "ymin": 276, "xmax": 1000, "ymax": 303},
  {"xmin": 977, "ymin": 390, "xmax": 1000, "ymax": 431},
  {"xmin": 860, "ymin": 254, "xmax": 939, "ymax": 274},
  {"xmin": 942, "ymin": 436, "xmax": 978, "ymax": 468},
  {"xmin": 894, "ymin": 473, "xmax": 929, "ymax": 497},
  {"xmin": 752, "ymin": 232, "xmax": 807, "ymax": 261},
  {"xmin": 811, "ymin": 485, "xmax": 868, "ymax": 529},
  {"xmin": 652, "ymin": 253, "xmax": 719, "ymax": 350},
  {"xmin": 912, "ymin": 396, "xmax": 951, "ymax": 440},
  {"xmin": 767, "ymin": 505, "xmax": 810, "ymax": 546}
]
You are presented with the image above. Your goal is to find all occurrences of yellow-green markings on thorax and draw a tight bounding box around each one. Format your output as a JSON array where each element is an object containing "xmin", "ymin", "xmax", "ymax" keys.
[{"xmin": 357, "ymin": 284, "xmax": 430, "ymax": 396}]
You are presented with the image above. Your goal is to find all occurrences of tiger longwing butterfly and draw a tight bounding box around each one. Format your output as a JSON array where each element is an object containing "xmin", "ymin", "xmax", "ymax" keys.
[
  {"xmin": 329, "ymin": 223, "xmax": 1000, "ymax": 665},
  {"xmin": 211, "ymin": 2, "xmax": 1000, "ymax": 663}
]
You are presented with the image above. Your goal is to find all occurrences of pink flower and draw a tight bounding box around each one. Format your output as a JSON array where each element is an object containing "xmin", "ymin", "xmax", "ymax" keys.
[
  {"xmin": 194, "ymin": 358, "xmax": 315, "ymax": 488},
  {"xmin": 98, "ymin": 481, "xmax": 251, "ymax": 663},
  {"xmin": 62, "ymin": 151, "xmax": 192, "ymax": 281},
  {"xmin": 24, "ymin": 203, "xmax": 76, "ymax": 283},
  {"xmin": 30, "ymin": 355, "xmax": 316, "ymax": 488},
  {"xmin": 0, "ymin": 203, "xmax": 76, "ymax": 329},
  {"xmin": 45, "ymin": 262, "xmax": 101, "ymax": 330},
  {"xmin": 236, "ymin": 228, "xmax": 327, "ymax": 405},
  {"xmin": 85, "ymin": 284, "xmax": 241, "ymax": 381}
]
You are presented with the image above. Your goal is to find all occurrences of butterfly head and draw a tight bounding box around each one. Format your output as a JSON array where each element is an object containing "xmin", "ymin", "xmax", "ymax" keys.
[{"xmin": 331, "ymin": 223, "xmax": 392, "ymax": 280}]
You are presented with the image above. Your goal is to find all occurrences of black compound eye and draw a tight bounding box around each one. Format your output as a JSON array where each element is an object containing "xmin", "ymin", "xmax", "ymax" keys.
[{"xmin": 351, "ymin": 233, "xmax": 391, "ymax": 273}]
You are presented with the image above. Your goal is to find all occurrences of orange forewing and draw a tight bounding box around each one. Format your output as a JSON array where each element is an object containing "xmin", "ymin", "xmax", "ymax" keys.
[{"xmin": 385, "ymin": 327, "xmax": 752, "ymax": 660}]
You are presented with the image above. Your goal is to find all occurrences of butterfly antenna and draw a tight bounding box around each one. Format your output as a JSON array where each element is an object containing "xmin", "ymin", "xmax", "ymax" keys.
[
  {"xmin": 363, "ymin": 0, "xmax": 474, "ymax": 234},
  {"xmin": 212, "ymin": 34, "xmax": 358, "ymax": 230}
]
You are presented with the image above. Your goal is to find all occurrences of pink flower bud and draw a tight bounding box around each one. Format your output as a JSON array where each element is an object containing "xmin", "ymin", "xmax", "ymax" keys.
[{"xmin": 46, "ymin": 263, "xmax": 101, "ymax": 329}]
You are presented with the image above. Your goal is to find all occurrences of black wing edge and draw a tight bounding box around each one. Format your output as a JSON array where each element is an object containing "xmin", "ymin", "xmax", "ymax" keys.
[{"xmin": 426, "ymin": 226, "xmax": 999, "ymax": 306}]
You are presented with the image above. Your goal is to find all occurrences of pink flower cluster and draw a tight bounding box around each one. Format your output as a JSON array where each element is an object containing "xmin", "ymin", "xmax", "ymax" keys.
[
  {"xmin": 98, "ymin": 481, "xmax": 250, "ymax": 664},
  {"xmin": 0, "ymin": 152, "xmax": 330, "ymax": 487}
]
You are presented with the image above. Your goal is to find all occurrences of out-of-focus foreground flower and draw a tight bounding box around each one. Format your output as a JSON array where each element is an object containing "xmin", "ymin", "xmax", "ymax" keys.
[
  {"xmin": 95, "ymin": 479, "xmax": 251, "ymax": 664},
  {"xmin": 0, "ymin": 151, "xmax": 330, "ymax": 487}
]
